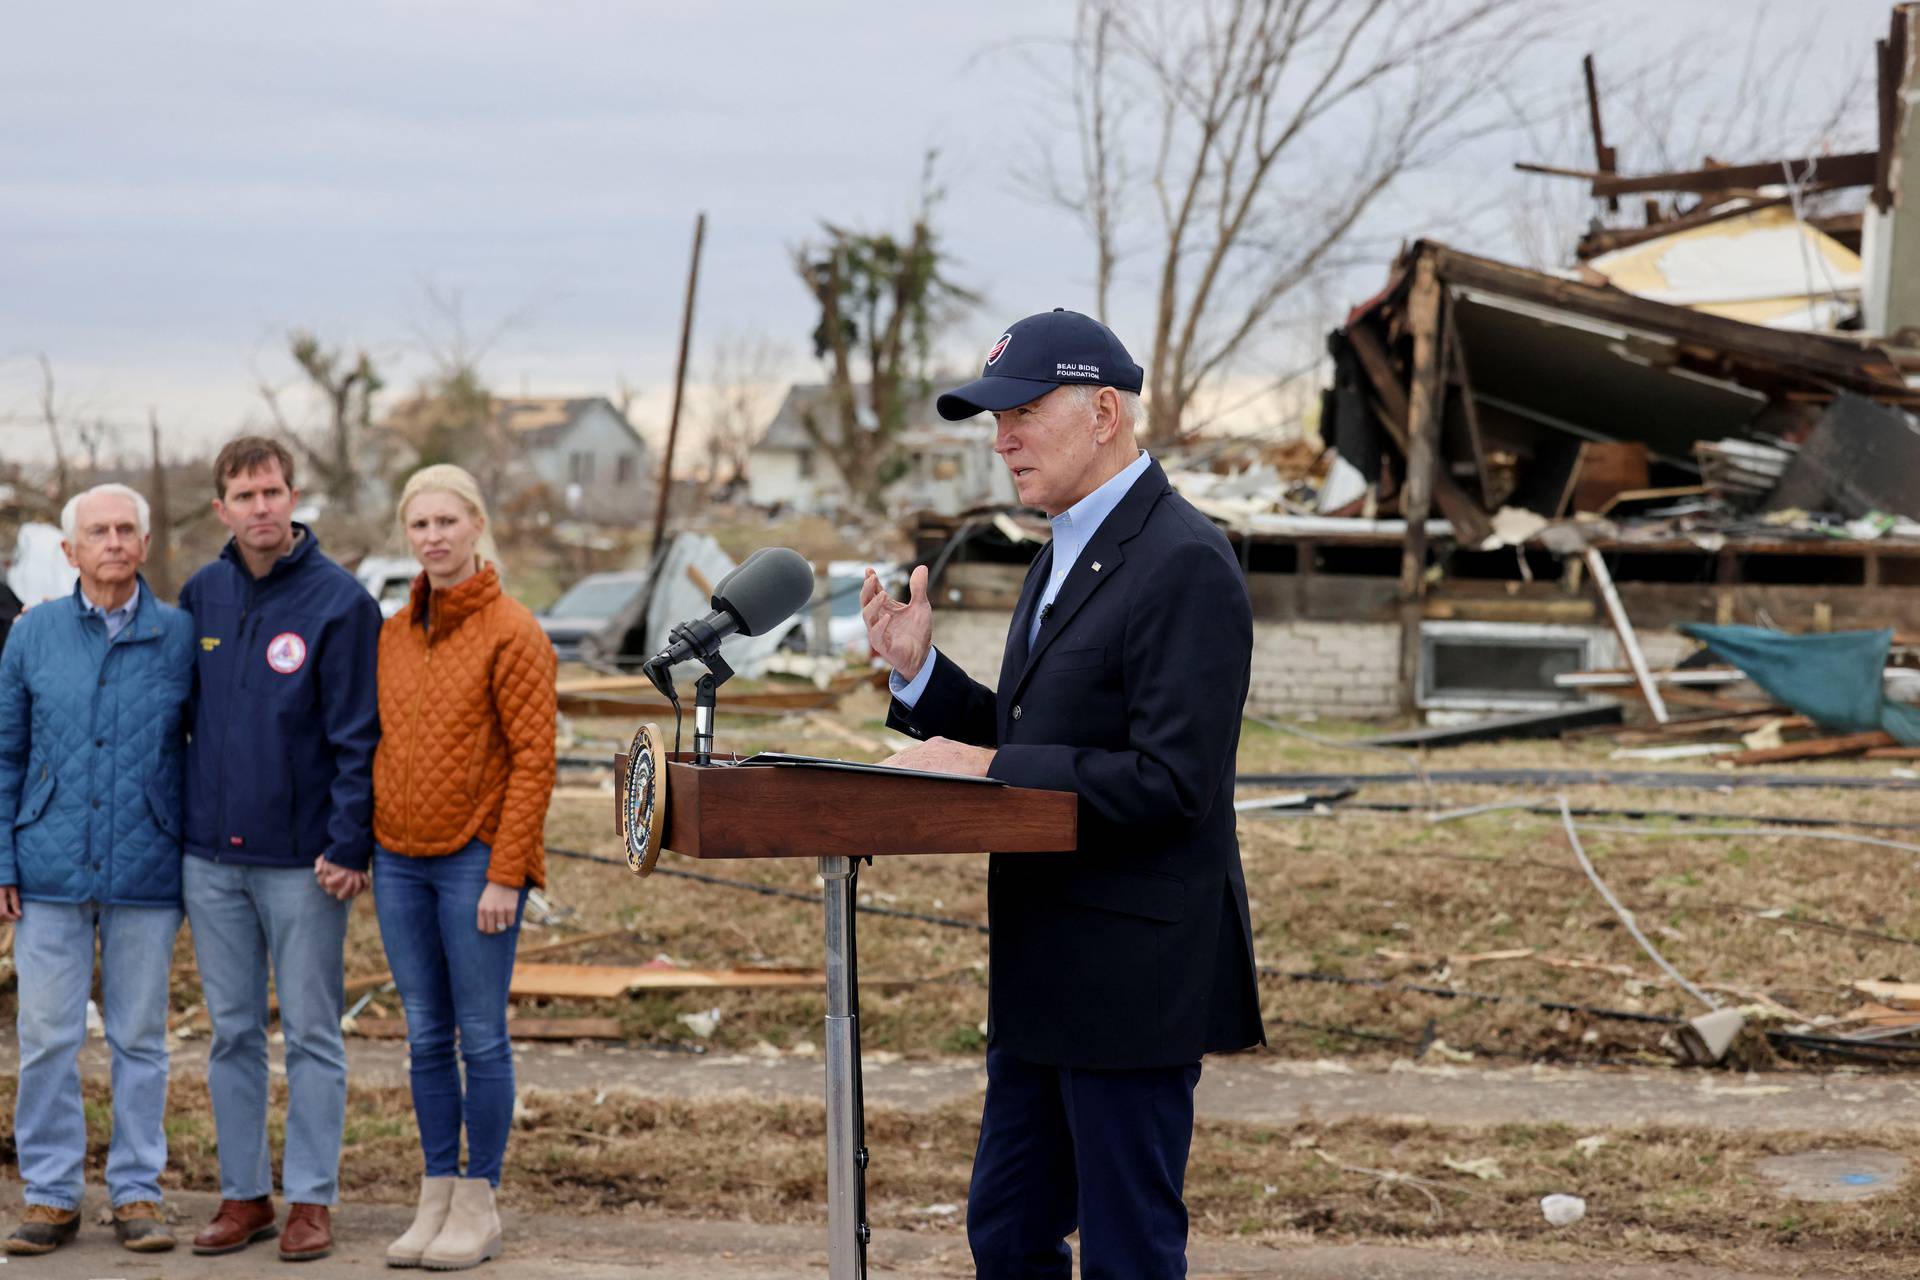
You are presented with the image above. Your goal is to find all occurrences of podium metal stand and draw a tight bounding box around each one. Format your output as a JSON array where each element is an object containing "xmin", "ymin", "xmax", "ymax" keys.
[{"xmin": 616, "ymin": 755, "xmax": 1077, "ymax": 1279}]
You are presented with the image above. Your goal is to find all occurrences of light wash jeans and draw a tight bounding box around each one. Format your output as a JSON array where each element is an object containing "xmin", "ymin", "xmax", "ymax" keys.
[
  {"xmin": 182, "ymin": 856, "xmax": 350, "ymax": 1205},
  {"xmin": 14, "ymin": 900, "xmax": 182, "ymax": 1210}
]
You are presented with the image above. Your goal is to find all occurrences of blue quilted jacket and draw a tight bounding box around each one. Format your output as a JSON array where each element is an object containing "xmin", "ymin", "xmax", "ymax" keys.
[{"xmin": 0, "ymin": 578, "xmax": 196, "ymax": 906}]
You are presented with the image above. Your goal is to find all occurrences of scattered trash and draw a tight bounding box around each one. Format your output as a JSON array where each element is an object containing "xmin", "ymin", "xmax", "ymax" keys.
[
  {"xmin": 676, "ymin": 1007, "xmax": 724, "ymax": 1039},
  {"xmin": 1442, "ymin": 1156, "xmax": 1504, "ymax": 1181},
  {"xmin": 1540, "ymin": 1193, "xmax": 1587, "ymax": 1226}
]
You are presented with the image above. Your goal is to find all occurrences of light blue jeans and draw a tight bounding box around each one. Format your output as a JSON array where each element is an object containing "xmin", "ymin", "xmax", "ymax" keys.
[
  {"xmin": 182, "ymin": 857, "xmax": 350, "ymax": 1205},
  {"xmin": 14, "ymin": 900, "xmax": 182, "ymax": 1210}
]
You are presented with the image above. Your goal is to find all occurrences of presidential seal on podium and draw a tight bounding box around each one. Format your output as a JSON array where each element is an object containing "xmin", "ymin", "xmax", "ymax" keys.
[{"xmin": 618, "ymin": 722, "xmax": 667, "ymax": 877}]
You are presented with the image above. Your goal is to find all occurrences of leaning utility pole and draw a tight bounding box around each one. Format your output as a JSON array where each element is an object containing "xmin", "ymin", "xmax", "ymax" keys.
[
  {"xmin": 147, "ymin": 408, "xmax": 174, "ymax": 599},
  {"xmin": 650, "ymin": 212, "xmax": 707, "ymax": 558}
]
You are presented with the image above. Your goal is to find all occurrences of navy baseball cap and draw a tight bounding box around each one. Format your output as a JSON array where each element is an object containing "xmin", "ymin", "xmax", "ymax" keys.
[{"xmin": 936, "ymin": 308, "xmax": 1144, "ymax": 421}]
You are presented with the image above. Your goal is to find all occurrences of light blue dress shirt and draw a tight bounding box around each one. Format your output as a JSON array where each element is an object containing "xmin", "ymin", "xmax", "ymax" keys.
[
  {"xmin": 81, "ymin": 581, "xmax": 141, "ymax": 644},
  {"xmin": 893, "ymin": 449, "xmax": 1152, "ymax": 708}
]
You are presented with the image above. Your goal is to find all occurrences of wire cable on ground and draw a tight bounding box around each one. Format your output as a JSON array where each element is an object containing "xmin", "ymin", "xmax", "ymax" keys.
[
  {"xmin": 548, "ymin": 845, "xmax": 1688, "ymax": 1030},
  {"xmin": 1557, "ymin": 796, "xmax": 1717, "ymax": 1012},
  {"xmin": 546, "ymin": 845, "xmax": 988, "ymax": 933}
]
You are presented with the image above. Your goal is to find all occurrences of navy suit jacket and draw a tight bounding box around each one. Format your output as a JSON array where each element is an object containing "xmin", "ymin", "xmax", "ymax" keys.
[{"xmin": 889, "ymin": 459, "xmax": 1266, "ymax": 1070}]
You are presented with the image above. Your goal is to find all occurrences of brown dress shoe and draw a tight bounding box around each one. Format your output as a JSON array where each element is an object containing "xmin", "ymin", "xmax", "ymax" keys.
[
  {"xmin": 192, "ymin": 1196, "xmax": 278, "ymax": 1255},
  {"xmin": 280, "ymin": 1203, "xmax": 333, "ymax": 1262},
  {"xmin": 113, "ymin": 1200, "xmax": 177, "ymax": 1252}
]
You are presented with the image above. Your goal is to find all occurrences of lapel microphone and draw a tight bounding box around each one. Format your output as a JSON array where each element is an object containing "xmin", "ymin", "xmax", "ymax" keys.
[{"xmin": 1038, "ymin": 602, "xmax": 1053, "ymax": 625}]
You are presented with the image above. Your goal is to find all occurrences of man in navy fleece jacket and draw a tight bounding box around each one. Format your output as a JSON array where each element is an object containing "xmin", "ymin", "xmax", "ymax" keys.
[{"xmin": 178, "ymin": 436, "xmax": 380, "ymax": 1264}]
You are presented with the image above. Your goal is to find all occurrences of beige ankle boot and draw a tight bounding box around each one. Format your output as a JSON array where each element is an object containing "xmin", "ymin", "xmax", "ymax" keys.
[
  {"xmin": 386, "ymin": 1176, "xmax": 457, "ymax": 1268},
  {"xmin": 419, "ymin": 1178, "xmax": 501, "ymax": 1271}
]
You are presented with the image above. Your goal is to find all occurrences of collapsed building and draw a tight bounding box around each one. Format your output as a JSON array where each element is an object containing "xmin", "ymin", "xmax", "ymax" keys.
[{"xmin": 912, "ymin": 5, "xmax": 1920, "ymax": 721}]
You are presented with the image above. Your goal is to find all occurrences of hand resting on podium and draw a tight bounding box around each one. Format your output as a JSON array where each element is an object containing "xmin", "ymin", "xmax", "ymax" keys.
[{"xmin": 879, "ymin": 735, "xmax": 995, "ymax": 777}]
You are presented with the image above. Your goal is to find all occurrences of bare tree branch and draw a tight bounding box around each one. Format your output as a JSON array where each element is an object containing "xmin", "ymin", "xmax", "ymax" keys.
[{"xmin": 1030, "ymin": 0, "xmax": 1557, "ymax": 443}]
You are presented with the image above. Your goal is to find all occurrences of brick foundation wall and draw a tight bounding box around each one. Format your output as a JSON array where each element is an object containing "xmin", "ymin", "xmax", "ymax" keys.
[{"xmin": 925, "ymin": 608, "xmax": 1706, "ymax": 722}]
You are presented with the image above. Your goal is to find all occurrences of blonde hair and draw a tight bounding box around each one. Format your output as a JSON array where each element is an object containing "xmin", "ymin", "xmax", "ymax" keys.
[{"xmin": 396, "ymin": 464, "xmax": 503, "ymax": 576}]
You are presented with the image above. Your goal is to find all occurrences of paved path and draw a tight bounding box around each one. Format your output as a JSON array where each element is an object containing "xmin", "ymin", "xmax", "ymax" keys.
[
  {"xmin": 53, "ymin": 1032, "xmax": 1920, "ymax": 1135},
  {"xmin": 0, "ymin": 1188, "xmax": 1814, "ymax": 1279}
]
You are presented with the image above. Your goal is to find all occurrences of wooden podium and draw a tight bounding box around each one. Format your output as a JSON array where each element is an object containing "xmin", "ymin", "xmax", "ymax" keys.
[{"xmin": 615, "ymin": 754, "xmax": 1077, "ymax": 1279}]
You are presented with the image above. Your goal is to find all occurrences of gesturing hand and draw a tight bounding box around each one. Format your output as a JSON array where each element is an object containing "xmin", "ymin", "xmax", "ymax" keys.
[{"xmin": 861, "ymin": 565, "xmax": 933, "ymax": 681}]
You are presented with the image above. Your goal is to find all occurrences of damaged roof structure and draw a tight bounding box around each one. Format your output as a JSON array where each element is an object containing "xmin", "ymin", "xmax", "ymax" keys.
[
  {"xmin": 1306, "ymin": 5, "xmax": 1920, "ymax": 714},
  {"xmin": 909, "ymin": 6, "xmax": 1920, "ymax": 727}
]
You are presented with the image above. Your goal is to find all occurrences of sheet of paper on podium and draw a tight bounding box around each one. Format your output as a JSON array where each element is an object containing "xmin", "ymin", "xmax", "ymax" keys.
[{"xmin": 735, "ymin": 750, "xmax": 1005, "ymax": 786}]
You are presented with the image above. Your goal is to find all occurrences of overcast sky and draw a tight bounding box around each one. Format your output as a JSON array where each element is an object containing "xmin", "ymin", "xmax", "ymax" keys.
[{"xmin": 0, "ymin": 0, "xmax": 1895, "ymax": 465}]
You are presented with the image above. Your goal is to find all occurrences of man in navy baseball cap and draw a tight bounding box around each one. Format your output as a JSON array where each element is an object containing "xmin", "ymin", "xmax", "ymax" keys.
[
  {"xmin": 935, "ymin": 307, "xmax": 1144, "ymax": 421},
  {"xmin": 861, "ymin": 307, "xmax": 1265, "ymax": 1277}
]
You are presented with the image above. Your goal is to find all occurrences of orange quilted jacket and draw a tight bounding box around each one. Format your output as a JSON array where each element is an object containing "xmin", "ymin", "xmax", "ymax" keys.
[{"xmin": 373, "ymin": 566, "xmax": 557, "ymax": 888}]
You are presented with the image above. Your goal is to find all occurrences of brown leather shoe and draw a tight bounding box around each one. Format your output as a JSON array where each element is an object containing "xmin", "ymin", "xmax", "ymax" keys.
[
  {"xmin": 192, "ymin": 1196, "xmax": 278, "ymax": 1256},
  {"xmin": 280, "ymin": 1203, "xmax": 332, "ymax": 1262}
]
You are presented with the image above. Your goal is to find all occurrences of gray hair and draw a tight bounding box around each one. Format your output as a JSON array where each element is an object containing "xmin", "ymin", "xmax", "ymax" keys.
[
  {"xmin": 1059, "ymin": 383, "xmax": 1145, "ymax": 433},
  {"xmin": 61, "ymin": 483, "xmax": 152, "ymax": 542}
]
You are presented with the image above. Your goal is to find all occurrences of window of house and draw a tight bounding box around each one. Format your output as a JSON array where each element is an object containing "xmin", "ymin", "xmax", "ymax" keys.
[
  {"xmin": 798, "ymin": 450, "xmax": 815, "ymax": 478},
  {"xmin": 570, "ymin": 451, "xmax": 596, "ymax": 484},
  {"xmin": 616, "ymin": 452, "xmax": 637, "ymax": 484}
]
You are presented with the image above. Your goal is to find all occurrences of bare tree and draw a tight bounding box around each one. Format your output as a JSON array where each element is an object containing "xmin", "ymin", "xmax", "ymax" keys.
[
  {"xmin": 258, "ymin": 331, "xmax": 383, "ymax": 514},
  {"xmin": 389, "ymin": 283, "xmax": 528, "ymax": 500},
  {"xmin": 1031, "ymin": 0, "xmax": 1554, "ymax": 444},
  {"xmin": 793, "ymin": 160, "xmax": 979, "ymax": 511},
  {"xmin": 699, "ymin": 332, "xmax": 788, "ymax": 494},
  {"xmin": 70, "ymin": 414, "xmax": 118, "ymax": 480},
  {"xmin": 33, "ymin": 354, "xmax": 71, "ymax": 501}
]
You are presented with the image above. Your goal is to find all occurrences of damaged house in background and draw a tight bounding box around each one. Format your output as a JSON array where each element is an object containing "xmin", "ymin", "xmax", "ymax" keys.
[{"xmin": 911, "ymin": 4, "xmax": 1920, "ymax": 730}]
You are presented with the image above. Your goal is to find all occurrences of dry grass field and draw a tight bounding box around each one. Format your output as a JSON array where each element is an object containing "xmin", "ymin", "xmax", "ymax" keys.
[{"xmin": 10, "ymin": 687, "xmax": 1920, "ymax": 1273}]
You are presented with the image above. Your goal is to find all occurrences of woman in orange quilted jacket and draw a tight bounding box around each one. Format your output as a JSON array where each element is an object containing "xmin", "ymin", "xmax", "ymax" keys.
[{"xmin": 370, "ymin": 465, "xmax": 556, "ymax": 1272}]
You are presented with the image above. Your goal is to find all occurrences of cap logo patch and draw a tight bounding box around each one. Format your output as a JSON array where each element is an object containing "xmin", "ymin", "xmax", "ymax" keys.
[{"xmin": 986, "ymin": 333, "xmax": 1012, "ymax": 366}]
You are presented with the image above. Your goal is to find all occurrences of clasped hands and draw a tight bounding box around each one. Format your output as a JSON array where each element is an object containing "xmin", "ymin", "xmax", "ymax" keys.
[{"xmin": 314, "ymin": 856, "xmax": 368, "ymax": 902}]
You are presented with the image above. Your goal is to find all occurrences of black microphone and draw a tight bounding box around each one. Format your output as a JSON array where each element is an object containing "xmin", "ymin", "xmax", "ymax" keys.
[{"xmin": 642, "ymin": 547, "xmax": 815, "ymax": 688}]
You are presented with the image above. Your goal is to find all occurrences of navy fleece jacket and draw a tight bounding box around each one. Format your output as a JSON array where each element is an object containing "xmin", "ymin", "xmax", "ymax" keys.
[{"xmin": 180, "ymin": 525, "xmax": 381, "ymax": 871}]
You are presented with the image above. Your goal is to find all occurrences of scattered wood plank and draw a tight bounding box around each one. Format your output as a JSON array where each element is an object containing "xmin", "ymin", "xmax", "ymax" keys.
[
  {"xmin": 1851, "ymin": 979, "xmax": 1920, "ymax": 1010},
  {"xmin": 1362, "ymin": 703, "xmax": 1622, "ymax": 749},
  {"xmin": 351, "ymin": 1016, "xmax": 626, "ymax": 1041},
  {"xmin": 1865, "ymin": 746, "xmax": 1920, "ymax": 760},
  {"xmin": 509, "ymin": 963, "xmax": 832, "ymax": 1000},
  {"xmin": 1535, "ymin": 955, "xmax": 1637, "ymax": 978},
  {"xmin": 1556, "ymin": 668, "xmax": 1746, "ymax": 688},
  {"xmin": 1729, "ymin": 731, "xmax": 1896, "ymax": 767}
]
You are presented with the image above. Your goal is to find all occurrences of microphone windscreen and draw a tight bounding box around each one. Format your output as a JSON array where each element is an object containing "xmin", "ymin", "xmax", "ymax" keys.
[{"xmin": 712, "ymin": 547, "xmax": 815, "ymax": 636}]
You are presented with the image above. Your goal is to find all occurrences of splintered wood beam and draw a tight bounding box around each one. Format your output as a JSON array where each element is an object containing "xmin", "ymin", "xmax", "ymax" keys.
[
  {"xmin": 1344, "ymin": 320, "xmax": 1492, "ymax": 545},
  {"xmin": 1584, "ymin": 548, "xmax": 1669, "ymax": 725},
  {"xmin": 1731, "ymin": 731, "xmax": 1897, "ymax": 766},
  {"xmin": 1590, "ymin": 151, "xmax": 1877, "ymax": 198}
]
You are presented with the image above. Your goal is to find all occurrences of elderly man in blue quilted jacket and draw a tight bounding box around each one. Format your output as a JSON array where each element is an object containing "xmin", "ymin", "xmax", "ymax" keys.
[{"xmin": 0, "ymin": 484, "xmax": 195, "ymax": 1257}]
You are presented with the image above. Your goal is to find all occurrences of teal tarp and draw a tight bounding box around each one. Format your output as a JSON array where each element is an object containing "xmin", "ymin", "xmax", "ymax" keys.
[{"xmin": 1680, "ymin": 624, "xmax": 1920, "ymax": 747}]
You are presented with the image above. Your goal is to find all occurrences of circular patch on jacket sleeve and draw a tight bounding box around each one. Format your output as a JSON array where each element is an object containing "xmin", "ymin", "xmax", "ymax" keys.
[{"xmin": 266, "ymin": 632, "xmax": 308, "ymax": 674}]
